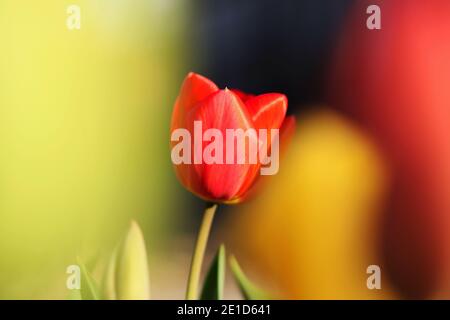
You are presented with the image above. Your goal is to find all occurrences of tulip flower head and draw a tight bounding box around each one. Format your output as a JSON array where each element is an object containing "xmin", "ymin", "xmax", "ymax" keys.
[{"xmin": 170, "ymin": 72, "xmax": 295, "ymax": 204}]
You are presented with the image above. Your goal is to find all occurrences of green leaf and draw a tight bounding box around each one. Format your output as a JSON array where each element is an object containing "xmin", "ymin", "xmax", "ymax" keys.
[
  {"xmin": 77, "ymin": 257, "xmax": 101, "ymax": 300},
  {"xmin": 229, "ymin": 255, "xmax": 271, "ymax": 300},
  {"xmin": 200, "ymin": 244, "xmax": 226, "ymax": 300},
  {"xmin": 115, "ymin": 220, "xmax": 151, "ymax": 300}
]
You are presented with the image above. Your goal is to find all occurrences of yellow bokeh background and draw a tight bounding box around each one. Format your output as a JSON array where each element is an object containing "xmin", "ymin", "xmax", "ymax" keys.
[
  {"xmin": 0, "ymin": 0, "xmax": 187, "ymax": 298},
  {"xmin": 225, "ymin": 110, "xmax": 397, "ymax": 299}
]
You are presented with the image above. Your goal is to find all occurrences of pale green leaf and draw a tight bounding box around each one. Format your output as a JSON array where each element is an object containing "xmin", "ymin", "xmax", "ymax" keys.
[
  {"xmin": 229, "ymin": 255, "xmax": 271, "ymax": 300},
  {"xmin": 78, "ymin": 257, "xmax": 101, "ymax": 300}
]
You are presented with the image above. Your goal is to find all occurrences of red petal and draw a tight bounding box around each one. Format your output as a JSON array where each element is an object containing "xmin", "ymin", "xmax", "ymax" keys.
[
  {"xmin": 234, "ymin": 115, "xmax": 296, "ymax": 202},
  {"xmin": 171, "ymin": 72, "xmax": 218, "ymax": 130},
  {"xmin": 170, "ymin": 73, "xmax": 218, "ymax": 199},
  {"xmin": 245, "ymin": 93, "xmax": 287, "ymax": 130},
  {"xmin": 188, "ymin": 89, "xmax": 257, "ymax": 201}
]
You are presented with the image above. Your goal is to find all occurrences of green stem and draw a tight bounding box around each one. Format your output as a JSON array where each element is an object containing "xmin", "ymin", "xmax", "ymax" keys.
[{"xmin": 185, "ymin": 203, "xmax": 218, "ymax": 300}]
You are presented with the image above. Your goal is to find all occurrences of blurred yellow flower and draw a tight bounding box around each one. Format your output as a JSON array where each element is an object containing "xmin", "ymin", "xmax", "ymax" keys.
[{"xmin": 225, "ymin": 109, "xmax": 398, "ymax": 299}]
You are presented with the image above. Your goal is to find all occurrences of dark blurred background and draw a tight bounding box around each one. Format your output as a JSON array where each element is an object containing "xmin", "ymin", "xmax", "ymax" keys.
[{"xmin": 190, "ymin": 0, "xmax": 354, "ymax": 111}]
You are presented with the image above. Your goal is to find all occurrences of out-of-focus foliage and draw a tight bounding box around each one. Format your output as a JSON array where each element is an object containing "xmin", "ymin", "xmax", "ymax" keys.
[
  {"xmin": 78, "ymin": 258, "xmax": 101, "ymax": 300},
  {"xmin": 229, "ymin": 255, "xmax": 271, "ymax": 300},
  {"xmin": 200, "ymin": 244, "xmax": 226, "ymax": 300}
]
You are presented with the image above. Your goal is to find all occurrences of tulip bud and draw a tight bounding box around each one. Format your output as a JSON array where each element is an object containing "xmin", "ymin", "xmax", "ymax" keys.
[{"xmin": 115, "ymin": 220, "xmax": 150, "ymax": 300}]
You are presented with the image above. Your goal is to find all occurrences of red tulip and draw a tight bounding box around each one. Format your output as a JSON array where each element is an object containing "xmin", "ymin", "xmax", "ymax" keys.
[{"xmin": 170, "ymin": 72, "xmax": 295, "ymax": 204}]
